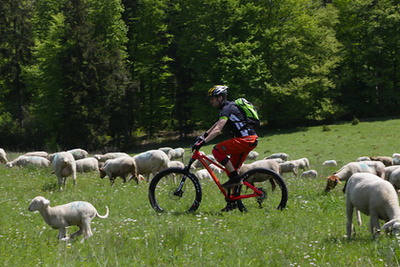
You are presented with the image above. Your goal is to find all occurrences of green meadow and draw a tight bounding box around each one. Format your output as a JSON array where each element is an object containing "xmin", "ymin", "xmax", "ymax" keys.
[{"xmin": 2, "ymin": 118, "xmax": 400, "ymax": 266}]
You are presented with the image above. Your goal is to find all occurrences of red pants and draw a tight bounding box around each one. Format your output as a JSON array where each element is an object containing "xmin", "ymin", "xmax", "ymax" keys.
[{"xmin": 212, "ymin": 135, "xmax": 258, "ymax": 170}]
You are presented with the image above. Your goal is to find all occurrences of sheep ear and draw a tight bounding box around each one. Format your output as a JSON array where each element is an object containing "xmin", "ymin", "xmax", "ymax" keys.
[
  {"xmin": 382, "ymin": 219, "xmax": 396, "ymax": 230},
  {"xmin": 43, "ymin": 198, "xmax": 50, "ymax": 206}
]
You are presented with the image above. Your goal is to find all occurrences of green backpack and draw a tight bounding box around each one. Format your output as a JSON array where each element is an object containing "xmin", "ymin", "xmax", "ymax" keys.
[{"xmin": 235, "ymin": 98, "xmax": 260, "ymax": 129}]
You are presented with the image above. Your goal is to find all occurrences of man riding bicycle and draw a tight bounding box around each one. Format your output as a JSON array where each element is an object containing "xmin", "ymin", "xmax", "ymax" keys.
[{"xmin": 192, "ymin": 85, "xmax": 258, "ymax": 189}]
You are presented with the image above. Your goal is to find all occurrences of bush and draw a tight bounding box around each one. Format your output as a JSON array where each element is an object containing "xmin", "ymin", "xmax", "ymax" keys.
[{"xmin": 352, "ymin": 117, "xmax": 360, "ymax": 125}]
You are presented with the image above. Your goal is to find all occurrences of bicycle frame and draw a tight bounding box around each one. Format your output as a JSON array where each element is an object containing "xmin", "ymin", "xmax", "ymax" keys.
[{"xmin": 188, "ymin": 150, "xmax": 264, "ymax": 203}]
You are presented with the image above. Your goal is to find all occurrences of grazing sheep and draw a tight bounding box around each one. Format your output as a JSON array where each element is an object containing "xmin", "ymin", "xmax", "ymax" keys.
[
  {"xmin": 238, "ymin": 159, "xmax": 281, "ymax": 183},
  {"xmin": 384, "ymin": 166, "xmax": 400, "ymax": 181},
  {"xmin": 195, "ymin": 169, "xmax": 212, "ymax": 180},
  {"xmin": 301, "ymin": 170, "xmax": 318, "ymax": 179},
  {"xmin": 265, "ymin": 153, "xmax": 289, "ymax": 161},
  {"xmin": 392, "ymin": 153, "xmax": 400, "ymax": 159},
  {"xmin": 389, "ymin": 168, "xmax": 400, "ymax": 191},
  {"xmin": 167, "ymin": 148, "xmax": 185, "ymax": 161},
  {"xmin": 133, "ymin": 150, "xmax": 169, "ymax": 182},
  {"xmin": 293, "ymin": 158, "xmax": 310, "ymax": 171},
  {"xmin": 346, "ymin": 173, "xmax": 400, "ymax": 238},
  {"xmin": 93, "ymin": 152, "xmax": 130, "ymax": 162},
  {"xmin": 52, "ymin": 152, "xmax": 76, "ymax": 190},
  {"xmin": 168, "ymin": 160, "xmax": 185, "ymax": 169},
  {"xmin": 370, "ymin": 156, "xmax": 393, "ymax": 167},
  {"xmin": 28, "ymin": 196, "xmax": 109, "ymax": 243},
  {"xmin": 325, "ymin": 161, "xmax": 385, "ymax": 192},
  {"xmin": 264, "ymin": 157, "xmax": 284, "ymax": 163},
  {"xmin": 67, "ymin": 148, "xmax": 88, "ymax": 160},
  {"xmin": 75, "ymin": 157, "xmax": 99, "ymax": 173},
  {"xmin": 356, "ymin": 156, "xmax": 371, "ymax": 162},
  {"xmin": 323, "ymin": 160, "xmax": 337, "ymax": 166},
  {"xmin": 210, "ymin": 164, "xmax": 223, "ymax": 175},
  {"xmin": 158, "ymin": 147, "xmax": 173, "ymax": 155},
  {"xmin": 0, "ymin": 148, "xmax": 7, "ymax": 163},
  {"xmin": 24, "ymin": 151, "xmax": 49, "ymax": 159},
  {"xmin": 6, "ymin": 156, "xmax": 50, "ymax": 168},
  {"xmin": 99, "ymin": 157, "xmax": 138, "ymax": 185},
  {"xmin": 280, "ymin": 161, "xmax": 298, "ymax": 176},
  {"xmin": 246, "ymin": 151, "xmax": 259, "ymax": 161}
]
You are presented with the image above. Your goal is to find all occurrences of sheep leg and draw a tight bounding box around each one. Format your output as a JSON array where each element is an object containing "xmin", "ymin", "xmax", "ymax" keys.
[
  {"xmin": 58, "ymin": 227, "xmax": 67, "ymax": 240},
  {"xmin": 70, "ymin": 226, "xmax": 83, "ymax": 240},
  {"xmin": 346, "ymin": 201, "xmax": 354, "ymax": 238},
  {"xmin": 370, "ymin": 213, "xmax": 381, "ymax": 238},
  {"xmin": 81, "ymin": 221, "xmax": 93, "ymax": 243}
]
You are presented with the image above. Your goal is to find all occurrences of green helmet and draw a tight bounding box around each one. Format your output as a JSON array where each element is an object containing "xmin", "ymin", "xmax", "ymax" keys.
[{"xmin": 207, "ymin": 85, "xmax": 227, "ymax": 99}]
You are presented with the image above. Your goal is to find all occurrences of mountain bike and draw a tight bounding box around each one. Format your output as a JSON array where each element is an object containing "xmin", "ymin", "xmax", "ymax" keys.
[{"xmin": 148, "ymin": 149, "xmax": 288, "ymax": 213}]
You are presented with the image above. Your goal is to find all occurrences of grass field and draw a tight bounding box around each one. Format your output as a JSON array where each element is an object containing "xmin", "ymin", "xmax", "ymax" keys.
[{"xmin": 2, "ymin": 118, "xmax": 400, "ymax": 266}]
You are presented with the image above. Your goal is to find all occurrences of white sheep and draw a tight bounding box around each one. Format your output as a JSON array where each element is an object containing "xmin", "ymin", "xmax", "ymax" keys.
[
  {"xmin": 239, "ymin": 159, "xmax": 281, "ymax": 183},
  {"xmin": 389, "ymin": 168, "xmax": 400, "ymax": 191},
  {"xmin": 99, "ymin": 157, "xmax": 138, "ymax": 185},
  {"xmin": 392, "ymin": 153, "xmax": 400, "ymax": 159},
  {"xmin": 0, "ymin": 148, "xmax": 8, "ymax": 163},
  {"xmin": 167, "ymin": 148, "xmax": 185, "ymax": 161},
  {"xmin": 370, "ymin": 156, "xmax": 393, "ymax": 167},
  {"xmin": 280, "ymin": 161, "xmax": 298, "ymax": 176},
  {"xmin": 195, "ymin": 169, "xmax": 212, "ymax": 180},
  {"xmin": 133, "ymin": 150, "xmax": 169, "ymax": 182},
  {"xmin": 264, "ymin": 157, "xmax": 284, "ymax": 163},
  {"xmin": 346, "ymin": 173, "xmax": 400, "ymax": 238},
  {"xmin": 6, "ymin": 156, "xmax": 50, "ymax": 168},
  {"xmin": 323, "ymin": 160, "xmax": 338, "ymax": 166},
  {"xmin": 52, "ymin": 152, "xmax": 76, "ymax": 190},
  {"xmin": 94, "ymin": 152, "xmax": 130, "ymax": 162},
  {"xmin": 384, "ymin": 166, "xmax": 400, "ymax": 181},
  {"xmin": 158, "ymin": 147, "xmax": 173, "ymax": 155},
  {"xmin": 301, "ymin": 170, "xmax": 318, "ymax": 179},
  {"xmin": 67, "ymin": 148, "xmax": 88, "ymax": 160},
  {"xmin": 168, "ymin": 160, "xmax": 185, "ymax": 169},
  {"xmin": 75, "ymin": 157, "xmax": 99, "ymax": 173},
  {"xmin": 28, "ymin": 196, "xmax": 109, "ymax": 243},
  {"xmin": 293, "ymin": 157, "xmax": 310, "ymax": 170},
  {"xmin": 210, "ymin": 164, "xmax": 223, "ymax": 174},
  {"xmin": 24, "ymin": 151, "xmax": 49, "ymax": 159},
  {"xmin": 265, "ymin": 153, "xmax": 289, "ymax": 161},
  {"xmin": 325, "ymin": 161, "xmax": 385, "ymax": 192},
  {"xmin": 394, "ymin": 158, "xmax": 400, "ymax": 165},
  {"xmin": 246, "ymin": 151, "xmax": 259, "ymax": 161},
  {"xmin": 356, "ymin": 156, "xmax": 371, "ymax": 162}
]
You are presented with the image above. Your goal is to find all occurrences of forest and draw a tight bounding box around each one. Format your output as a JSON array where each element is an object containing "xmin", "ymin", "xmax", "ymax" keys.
[{"xmin": 0, "ymin": 0, "xmax": 399, "ymax": 151}]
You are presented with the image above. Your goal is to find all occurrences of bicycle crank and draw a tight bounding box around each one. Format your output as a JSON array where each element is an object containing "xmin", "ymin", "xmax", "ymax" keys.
[{"xmin": 256, "ymin": 187, "xmax": 267, "ymax": 208}]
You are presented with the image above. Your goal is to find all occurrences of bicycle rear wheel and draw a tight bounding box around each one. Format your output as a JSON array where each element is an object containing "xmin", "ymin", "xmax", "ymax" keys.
[
  {"xmin": 235, "ymin": 168, "xmax": 288, "ymax": 212},
  {"xmin": 149, "ymin": 167, "xmax": 202, "ymax": 214}
]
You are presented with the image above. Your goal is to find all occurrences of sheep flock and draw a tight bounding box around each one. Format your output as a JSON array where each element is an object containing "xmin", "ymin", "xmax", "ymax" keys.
[{"xmin": 3, "ymin": 146, "xmax": 400, "ymax": 241}]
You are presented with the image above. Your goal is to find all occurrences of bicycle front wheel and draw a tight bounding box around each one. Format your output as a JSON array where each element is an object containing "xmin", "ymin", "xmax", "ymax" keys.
[
  {"xmin": 149, "ymin": 167, "xmax": 202, "ymax": 214},
  {"xmin": 235, "ymin": 168, "xmax": 288, "ymax": 212}
]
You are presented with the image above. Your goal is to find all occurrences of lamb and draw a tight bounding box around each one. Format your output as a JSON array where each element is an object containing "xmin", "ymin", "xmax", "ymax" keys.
[
  {"xmin": 158, "ymin": 147, "xmax": 173, "ymax": 155},
  {"xmin": 94, "ymin": 152, "xmax": 130, "ymax": 162},
  {"xmin": 392, "ymin": 153, "xmax": 400, "ymax": 159},
  {"xmin": 346, "ymin": 173, "xmax": 400, "ymax": 238},
  {"xmin": 24, "ymin": 151, "xmax": 49, "ymax": 159},
  {"xmin": 6, "ymin": 156, "xmax": 50, "ymax": 168},
  {"xmin": 168, "ymin": 160, "xmax": 185, "ymax": 169},
  {"xmin": 388, "ymin": 168, "xmax": 400, "ymax": 191},
  {"xmin": 239, "ymin": 159, "xmax": 281, "ymax": 183},
  {"xmin": 246, "ymin": 151, "xmax": 259, "ymax": 161},
  {"xmin": 325, "ymin": 161, "xmax": 385, "ymax": 192},
  {"xmin": 133, "ymin": 150, "xmax": 169, "ymax": 182},
  {"xmin": 301, "ymin": 170, "xmax": 318, "ymax": 179},
  {"xmin": 28, "ymin": 196, "xmax": 109, "ymax": 243},
  {"xmin": 293, "ymin": 158, "xmax": 310, "ymax": 170},
  {"xmin": 75, "ymin": 157, "xmax": 99, "ymax": 173},
  {"xmin": 0, "ymin": 148, "xmax": 7, "ymax": 163},
  {"xmin": 265, "ymin": 153, "xmax": 289, "ymax": 161},
  {"xmin": 323, "ymin": 160, "xmax": 337, "ymax": 166},
  {"xmin": 52, "ymin": 152, "xmax": 76, "ymax": 190},
  {"xmin": 67, "ymin": 148, "xmax": 88, "ymax": 160},
  {"xmin": 356, "ymin": 156, "xmax": 371, "ymax": 162},
  {"xmin": 167, "ymin": 148, "xmax": 185, "ymax": 161},
  {"xmin": 384, "ymin": 166, "xmax": 400, "ymax": 181},
  {"xmin": 195, "ymin": 169, "xmax": 212, "ymax": 180},
  {"xmin": 99, "ymin": 157, "xmax": 138, "ymax": 185},
  {"xmin": 370, "ymin": 156, "xmax": 393, "ymax": 167},
  {"xmin": 279, "ymin": 161, "xmax": 298, "ymax": 176}
]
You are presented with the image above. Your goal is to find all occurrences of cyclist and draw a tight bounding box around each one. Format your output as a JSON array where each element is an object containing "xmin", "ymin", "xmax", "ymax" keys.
[{"xmin": 192, "ymin": 85, "xmax": 259, "ymax": 189}]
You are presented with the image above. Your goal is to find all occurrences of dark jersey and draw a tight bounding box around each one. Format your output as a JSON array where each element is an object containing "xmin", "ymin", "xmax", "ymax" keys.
[{"xmin": 219, "ymin": 101, "xmax": 257, "ymax": 138}]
